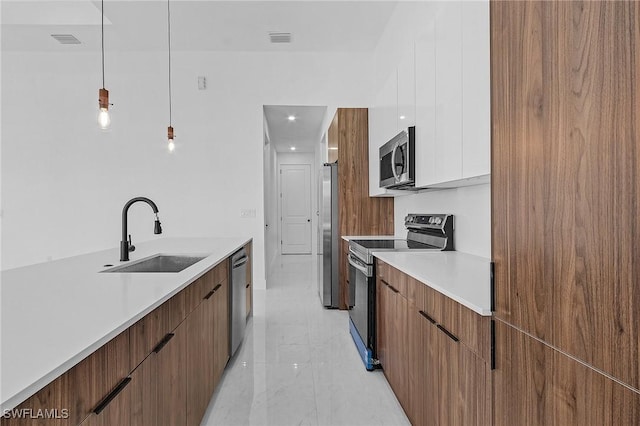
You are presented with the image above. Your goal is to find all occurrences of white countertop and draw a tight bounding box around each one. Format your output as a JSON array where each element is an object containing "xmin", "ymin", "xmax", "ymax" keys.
[
  {"xmin": 0, "ymin": 237, "xmax": 250, "ymax": 412},
  {"xmin": 341, "ymin": 235, "xmax": 398, "ymax": 242},
  {"xmin": 372, "ymin": 251, "xmax": 491, "ymax": 316}
]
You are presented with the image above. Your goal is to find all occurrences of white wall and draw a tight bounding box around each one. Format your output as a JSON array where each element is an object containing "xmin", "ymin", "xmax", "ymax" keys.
[
  {"xmin": 1, "ymin": 50, "xmax": 374, "ymax": 288},
  {"xmin": 394, "ymin": 184, "xmax": 491, "ymax": 258}
]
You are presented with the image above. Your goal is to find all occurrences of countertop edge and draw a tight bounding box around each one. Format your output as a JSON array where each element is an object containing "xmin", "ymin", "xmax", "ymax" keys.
[
  {"xmin": 0, "ymin": 237, "xmax": 252, "ymax": 412},
  {"xmin": 373, "ymin": 251, "xmax": 492, "ymax": 317},
  {"xmin": 341, "ymin": 235, "xmax": 397, "ymax": 242}
]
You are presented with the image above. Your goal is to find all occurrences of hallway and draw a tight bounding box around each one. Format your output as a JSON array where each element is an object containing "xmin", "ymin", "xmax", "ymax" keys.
[{"xmin": 201, "ymin": 255, "xmax": 410, "ymax": 426}]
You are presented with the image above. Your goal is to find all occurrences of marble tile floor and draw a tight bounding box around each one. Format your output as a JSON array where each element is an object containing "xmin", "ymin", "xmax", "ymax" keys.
[{"xmin": 201, "ymin": 254, "xmax": 410, "ymax": 426}]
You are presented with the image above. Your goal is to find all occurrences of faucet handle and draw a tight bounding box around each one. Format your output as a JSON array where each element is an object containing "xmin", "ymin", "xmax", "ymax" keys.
[{"xmin": 128, "ymin": 234, "xmax": 136, "ymax": 252}]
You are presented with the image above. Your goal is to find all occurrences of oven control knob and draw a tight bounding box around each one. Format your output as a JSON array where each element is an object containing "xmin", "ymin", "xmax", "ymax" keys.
[{"xmin": 435, "ymin": 217, "xmax": 442, "ymax": 225}]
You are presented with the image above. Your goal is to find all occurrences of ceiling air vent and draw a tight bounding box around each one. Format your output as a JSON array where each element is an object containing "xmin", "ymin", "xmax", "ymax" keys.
[
  {"xmin": 269, "ymin": 32, "xmax": 292, "ymax": 44},
  {"xmin": 51, "ymin": 34, "xmax": 81, "ymax": 45}
]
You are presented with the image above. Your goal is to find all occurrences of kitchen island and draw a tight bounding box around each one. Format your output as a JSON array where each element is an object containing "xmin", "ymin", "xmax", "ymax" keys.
[{"xmin": 1, "ymin": 237, "xmax": 251, "ymax": 423}]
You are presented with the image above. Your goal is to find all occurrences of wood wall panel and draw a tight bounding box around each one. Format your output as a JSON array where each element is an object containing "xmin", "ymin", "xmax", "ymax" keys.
[
  {"xmin": 493, "ymin": 320, "xmax": 640, "ymax": 425},
  {"xmin": 492, "ymin": 0, "xmax": 640, "ymax": 390},
  {"xmin": 333, "ymin": 108, "xmax": 394, "ymax": 308}
]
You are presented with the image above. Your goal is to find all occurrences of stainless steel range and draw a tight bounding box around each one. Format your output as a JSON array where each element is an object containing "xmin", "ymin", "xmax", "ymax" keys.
[{"xmin": 348, "ymin": 214, "xmax": 454, "ymax": 370}]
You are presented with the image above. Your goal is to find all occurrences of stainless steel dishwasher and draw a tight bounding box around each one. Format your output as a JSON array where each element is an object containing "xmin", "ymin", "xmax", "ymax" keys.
[{"xmin": 230, "ymin": 248, "xmax": 248, "ymax": 356}]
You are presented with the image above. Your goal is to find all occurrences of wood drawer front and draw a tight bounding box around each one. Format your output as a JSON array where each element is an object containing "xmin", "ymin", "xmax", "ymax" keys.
[
  {"xmin": 1, "ymin": 330, "xmax": 130, "ymax": 426},
  {"xmin": 377, "ymin": 260, "xmax": 408, "ymax": 298},
  {"xmin": 376, "ymin": 259, "xmax": 389, "ymax": 282},
  {"xmin": 183, "ymin": 275, "xmax": 206, "ymax": 315},
  {"xmin": 419, "ymin": 283, "xmax": 491, "ymax": 362},
  {"xmin": 184, "ymin": 261, "xmax": 228, "ymax": 314},
  {"xmin": 213, "ymin": 260, "xmax": 228, "ymax": 288},
  {"xmin": 129, "ymin": 291, "xmax": 185, "ymax": 369}
]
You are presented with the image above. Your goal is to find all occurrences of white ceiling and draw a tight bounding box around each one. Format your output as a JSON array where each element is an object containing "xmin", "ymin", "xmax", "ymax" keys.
[
  {"xmin": 1, "ymin": 1, "xmax": 399, "ymax": 52},
  {"xmin": 264, "ymin": 105, "xmax": 327, "ymax": 153}
]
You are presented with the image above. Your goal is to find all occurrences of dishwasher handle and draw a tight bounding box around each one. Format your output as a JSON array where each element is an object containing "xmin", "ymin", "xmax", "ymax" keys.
[{"xmin": 233, "ymin": 256, "xmax": 248, "ymax": 268}]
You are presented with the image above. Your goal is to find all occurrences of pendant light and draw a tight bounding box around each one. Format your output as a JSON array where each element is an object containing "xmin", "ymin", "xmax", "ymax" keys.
[
  {"xmin": 167, "ymin": 0, "xmax": 175, "ymax": 152},
  {"xmin": 97, "ymin": 0, "xmax": 111, "ymax": 130}
]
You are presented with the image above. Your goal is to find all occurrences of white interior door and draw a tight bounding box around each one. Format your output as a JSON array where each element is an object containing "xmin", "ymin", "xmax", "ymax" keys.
[{"xmin": 280, "ymin": 164, "xmax": 312, "ymax": 254}]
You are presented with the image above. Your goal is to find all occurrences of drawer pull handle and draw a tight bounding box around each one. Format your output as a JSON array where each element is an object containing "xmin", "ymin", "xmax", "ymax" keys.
[
  {"xmin": 437, "ymin": 324, "xmax": 459, "ymax": 342},
  {"xmin": 388, "ymin": 284, "xmax": 399, "ymax": 294},
  {"xmin": 153, "ymin": 333, "xmax": 175, "ymax": 353},
  {"xmin": 418, "ymin": 310, "xmax": 436, "ymax": 324},
  {"xmin": 204, "ymin": 289, "xmax": 215, "ymax": 300},
  {"xmin": 246, "ymin": 283, "xmax": 250, "ymax": 289},
  {"xmin": 213, "ymin": 283, "xmax": 222, "ymax": 292},
  {"xmin": 93, "ymin": 377, "xmax": 132, "ymax": 415}
]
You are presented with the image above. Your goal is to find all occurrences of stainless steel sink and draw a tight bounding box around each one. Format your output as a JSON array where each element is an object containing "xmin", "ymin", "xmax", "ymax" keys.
[{"xmin": 103, "ymin": 254, "xmax": 208, "ymax": 273}]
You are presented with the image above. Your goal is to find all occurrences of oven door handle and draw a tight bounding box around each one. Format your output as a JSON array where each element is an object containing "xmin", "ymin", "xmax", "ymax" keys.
[{"xmin": 348, "ymin": 254, "xmax": 372, "ymax": 277}]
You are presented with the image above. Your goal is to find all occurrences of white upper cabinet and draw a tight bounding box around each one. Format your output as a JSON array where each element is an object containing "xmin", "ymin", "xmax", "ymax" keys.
[
  {"xmin": 369, "ymin": 70, "xmax": 398, "ymax": 196},
  {"xmin": 369, "ymin": 0, "xmax": 490, "ymax": 195},
  {"xmin": 461, "ymin": 0, "xmax": 490, "ymax": 179},
  {"xmin": 397, "ymin": 45, "xmax": 416, "ymax": 131},
  {"xmin": 415, "ymin": 21, "xmax": 437, "ymax": 187},
  {"xmin": 433, "ymin": 0, "xmax": 463, "ymax": 184},
  {"xmin": 413, "ymin": 0, "xmax": 490, "ymax": 188}
]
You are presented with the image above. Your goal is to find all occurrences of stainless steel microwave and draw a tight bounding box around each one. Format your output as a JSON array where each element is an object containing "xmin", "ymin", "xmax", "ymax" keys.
[{"xmin": 379, "ymin": 126, "xmax": 415, "ymax": 189}]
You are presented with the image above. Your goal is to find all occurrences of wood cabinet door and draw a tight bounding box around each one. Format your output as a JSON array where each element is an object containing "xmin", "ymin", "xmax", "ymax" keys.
[
  {"xmin": 376, "ymin": 277, "xmax": 388, "ymax": 371},
  {"xmin": 78, "ymin": 377, "xmax": 133, "ymax": 426},
  {"xmin": 491, "ymin": 0, "xmax": 640, "ymax": 391},
  {"xmin": 437, "ymin": 327, "xmax": 490, "ymax": 426},
  {"xmin": 212, "ymin": 278, "xmax": 229, "ymax": 388},
  {"xmin": 156, "ymin": 320, "xmax": 187, "ymax": 426},
  {"xmin": 130, "ymin": 352, "xmax": 157, "ymax": 426},
  {"xmin": 389, "ymin": 289, "xmax": 408, "ymax": 412},
  {"xmin": 380, "ymin": 278, "xmax": 408, "ymax": 411},
  {"xmin": 493, "ymin": 320, "xmax": 640, "ymax": 425},
  {"xmin": 406, "ymin": 290, "xmax": 424, "ymax": 426},
  {"xmin": 185, "ymin": 299, "xmax": 213, "ymax": 426}
]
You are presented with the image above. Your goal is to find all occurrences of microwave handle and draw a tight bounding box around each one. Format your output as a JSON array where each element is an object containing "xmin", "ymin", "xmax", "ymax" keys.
[{"xmin": 391, "ymin": 142, "xmax": 401, "ymax": 183}]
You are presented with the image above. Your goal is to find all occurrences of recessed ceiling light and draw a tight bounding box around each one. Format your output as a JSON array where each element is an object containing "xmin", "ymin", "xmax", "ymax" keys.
[
  {"xmin": 288, "ymin": 115, "xmax": 296, "ymax": 121},
  {"xmin": 328, "ymin": 147, "xmax": 338, "ymax": 151},
  {"xmin": 290, "ymin": 146, "xmax": 296, "ymax": 151},
  {"xmin": 399, "ymin": 115, "xmax": 406, "ymax": 120}
]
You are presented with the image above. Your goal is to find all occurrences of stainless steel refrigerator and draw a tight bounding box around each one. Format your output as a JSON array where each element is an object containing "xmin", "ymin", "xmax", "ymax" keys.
[{"xmin": 318, "ymin": 162, "xmax": 338, "ymax": 308}]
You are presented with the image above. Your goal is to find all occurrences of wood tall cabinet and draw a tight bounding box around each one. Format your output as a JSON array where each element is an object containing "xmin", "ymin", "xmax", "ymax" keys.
[
  {"xmin": 330, "ymin": 108, "xmax": 394, "ymax": 309},
  {"xmin": 185, "ymin": 260, "xmax": 229, "ymax": 426},
  {"xmin": 491, "ymin": 0, "xmax": 640, "ymax": 421},
  {"xmin": 376, "ymin": 260, "xmax": 491, "ymax": 425},
  {"xmin": 1, "ymin": 250, "xmax": 242, "ymax": 426}
]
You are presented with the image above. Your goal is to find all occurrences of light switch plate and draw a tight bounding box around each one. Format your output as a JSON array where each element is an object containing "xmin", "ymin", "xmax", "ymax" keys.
[{"xmin": 240, "ymin": 209, "xmax": 256, "ymax": 218}]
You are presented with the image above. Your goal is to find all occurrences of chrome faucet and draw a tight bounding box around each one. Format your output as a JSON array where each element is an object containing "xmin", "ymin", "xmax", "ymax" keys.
[{"xmin": 121, "ymin": 197, "xmax": 162, "ymax": 261}]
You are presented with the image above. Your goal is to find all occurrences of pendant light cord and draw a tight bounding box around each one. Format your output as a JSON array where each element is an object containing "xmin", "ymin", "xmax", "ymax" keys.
[
  {"xmin": 101, "ymin": 0, "xmax": 105, "ymax": 89},
  {"xmin": 168, "ymin": 0, "xmax": 172, "ymax": 126}
]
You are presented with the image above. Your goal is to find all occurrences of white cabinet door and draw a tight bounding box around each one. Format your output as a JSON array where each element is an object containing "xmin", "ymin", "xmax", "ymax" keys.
[
  {"xmin": 380, "ymin": 69, "xmax": 398, "ymax": 144},
  {"xmin": 414, "ymin": 20, "xmax": 437, "ymax": 187},
  {"xmin": 397, "ymin": 45, "xmax": 416, "ymax": 131},
  {"xmin": 368, "ymin": 103, "xmax": 386, "ymax": 196},
  {"xmin": 461, "ymin": 0, "xmax": 490, "ymax": 178},
  {"xmin": 369, "ymin": 70, "xmax": 399, "ymax": 196},
  {"xmin": 434, "ymin": 0, "xmax": 463, "ymax": 184}
]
